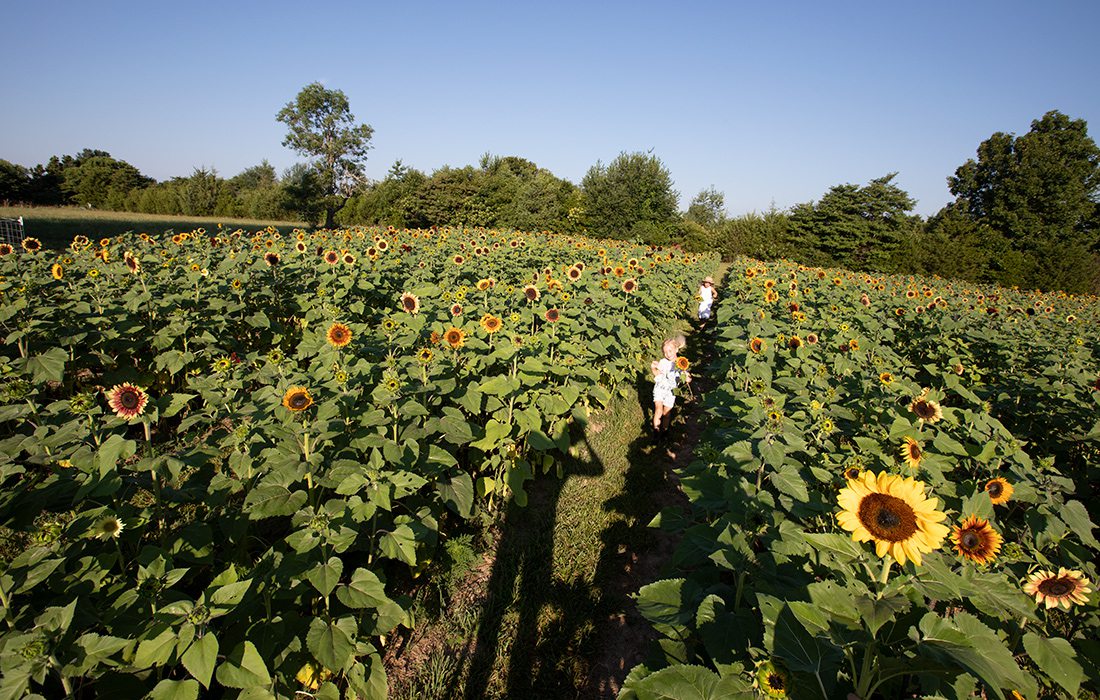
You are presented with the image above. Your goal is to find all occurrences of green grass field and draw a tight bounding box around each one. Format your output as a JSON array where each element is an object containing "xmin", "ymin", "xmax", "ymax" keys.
[{"xmin": 0, "ymin": 206, "xmax": 307, "ymax": 248}]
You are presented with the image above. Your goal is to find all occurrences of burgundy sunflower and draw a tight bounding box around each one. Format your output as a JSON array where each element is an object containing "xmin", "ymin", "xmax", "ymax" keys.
[
  {"xmin": 450, "ymin": 303, "xmax": 463, "ymax": 316},
  {"xmin": 324, "ymin": 250, "xmax": 339, "ymax": 264},
  {"xmin": 544, "ymin": 308, "xmax": 560, "ymax": 323},
  {"xmin": 0, "ymin": 243, "xmax": 12, "ymax": 256},
  {"xmin": 106, "ymin": 383, "xmax": 150, "ymax": 420}
]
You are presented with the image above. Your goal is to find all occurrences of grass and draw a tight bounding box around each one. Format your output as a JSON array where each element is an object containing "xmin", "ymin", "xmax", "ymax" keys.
[{"xmin": 0, "ymin": 206, "xmax": 306, "ymax": 248}]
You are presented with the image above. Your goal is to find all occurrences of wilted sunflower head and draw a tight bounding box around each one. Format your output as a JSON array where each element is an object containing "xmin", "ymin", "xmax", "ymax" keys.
[
  {"xmin": 836, "ymin": 470, "xmax": 949, "ymax": 566},
  {"xmin": 984, "ymin": 477, "xmax": 1014, "ymax": 505},
  {"xmin": 326, "ymin": 322, "xmax": 352, "ymax": 348},
  {"xmin": 282, "ymin": 386, "xmax": 313, "ymax": 412},
  {"xmin": 951, "ymin": 515, "xmax": 1002, "ymax": 564}
]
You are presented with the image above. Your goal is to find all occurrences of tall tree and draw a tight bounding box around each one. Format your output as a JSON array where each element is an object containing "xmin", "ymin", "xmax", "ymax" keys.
[
  {"xmin": 685, "ymin": 186, "xmax": 727, "ymax": 228},
  {"xmin": 581, "ymin": 151, "xmax": 679, "ymax": 241},
  {"xmin": 276, "ymin": 82, "xmax": 374, "ymax": 229},
  {"xmin": 947, "ymin": 110, "xmax": 1100, "ymax": 291},
  {"xmin": 61, "ymin": 155, "xmax": 151, "ymax": 208}
]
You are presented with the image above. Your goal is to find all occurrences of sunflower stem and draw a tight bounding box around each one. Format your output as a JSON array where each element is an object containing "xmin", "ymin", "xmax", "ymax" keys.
[{"xmin": 879, "ymin": 558, "xmax": 892, "ymax": 586}]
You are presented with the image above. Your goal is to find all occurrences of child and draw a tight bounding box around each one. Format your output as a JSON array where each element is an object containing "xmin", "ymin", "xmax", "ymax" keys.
[
  {"xmin": 651, "ymin": 337, "xmax": 690, "ymax": 438},
  {"xmin": 698, "ymin": 276, "xmax": 717, "ymax": 322}
]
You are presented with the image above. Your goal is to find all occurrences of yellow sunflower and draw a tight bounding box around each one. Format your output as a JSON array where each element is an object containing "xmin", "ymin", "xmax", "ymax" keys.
[
  {"xmin": 753, "ymin": 659, "xmax": 790, "ymax": 698},
  {"xmin": 909, "ymin": 389, "xmax": 943, "ymax": 423},
  {"xmin": 326, "ymin": 322, "xmax": 352, "ymax": 348},
  {"xmin": 1023, "ymin": 568, "xmax": 1092, "ymax": 610},
  {"xmin": 749, "ymin": 337, "xmax": 767, "ymax": 354},
  {"xmin": 282, "ymin": 387, "xmax": 313, "ymax": 412},
  {"xmin": 836, "ymin": 470, "xmax": 949, "ymax": 566},
  {"xmin": 480, "ymin": 314, "xmax": 502, "ymax": 334},
  {"xmin": 444, "ymin": 327, "xmax": 466, "ymax": 349},
  {"xmin": 900, "ymin": 437, "xmax": 922, "ymax": 470},
  {"xmin": 984, "ymin": 477, "xmax": 1013, "ymax": 505},
  {"xmin": 951, "ymin": 515, "xmax": 1002, "ymax": 564}
]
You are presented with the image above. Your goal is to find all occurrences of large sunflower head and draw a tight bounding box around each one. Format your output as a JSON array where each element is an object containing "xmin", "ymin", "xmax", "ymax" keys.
[
  {"xmin": 523, "ymin": 284, "xmax": 540, "ymax": 302},
  {"xmin": 984, "ymin": 477, "xmax": 1014, "ymax": 505},
  {"xmin": 480, "ymin": 314, "xmax": 502, "ymax": 334},
  {"xmin": 900, "ymin": 437, "xmax": 922, "ymax": 470},
  {"xmin": 326, "ymin": 322, "xmax": 352, "ymax": 348},
  {"xmin": 400, "ymin": 292, "xmax": 420, "ymax": 314},
  {"xmin": 282, "ymin": 386, "xmax": 313, "ymax": 412},
  {"xmin": 753, "ymin": 659, "xmax": 790, "ymax": 698},
  {"xmin": 444, "ymin": 327, "xmax": 466, "ymax": 349},
  {"xmin": 106, "ymin": 384, "xmax": 150, "ymax": 421},
  {"xmin": 836, "ymin": 470, "xmax": 949, "ymax": 566},
  {"xmin": 675, "ymin": 356, "xmax": 690, "ymax": 371},
  {"xmin": 22, "ymin": 237, "xmax": 42, "ymax": 253},
  {"xmin": 1023, "ymin": 568, "xmax": 1092, "ymax": 610},
  {"xmin": 951, "ymin": 515, "xmax": 1002, "ymax": 564},
  {"xmin": 544, "ymin": 308, "xmax": 560, "ymax": 323}
]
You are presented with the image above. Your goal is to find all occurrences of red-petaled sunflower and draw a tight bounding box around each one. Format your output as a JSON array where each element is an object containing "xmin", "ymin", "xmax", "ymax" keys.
[
  {"xmin": 984, "ymin": 477, "xmax": 1014, "ymax": 505},
  {"xmin": 900, "ymin": 437, "xmax": 922, "ymax": 470},
  {"xmin": 400, "ymin": 292, "xmax": 420, "ymax": 314},
  {"xmin": 621, "ymin": 278, "xmax": 638, "ymax": 293},
  {"xmin": 909, "ymin": 389, "xmax": 943, "ymax": 423},
  {"xmin": 544, "ymin": 308, "xmax": 560, "ymax": 323},
  {"xmin": 951, "ymin": 515, "xmax": 1002, "ymax": 564},
  {"xmin": 480, "ymin": 314, "xmax": 502, "ymax": 334},
  {"xmin": 749, "ymin": 337, "xmax": 766, "ymax": 354},
  {"xmin": 429, "ymin": 331, "xmax": 441, "ymax": 345},
  {"xmin": 444, "ymin": 327, "xmax": 466, "ymax": 349},
  {"xmin": 1023, "ymin": 568, "xmax": 1092, "ymax": 610},
  {"xmin": 450, "ymin": 303, "xmax": 463, "ymax": 316},
  {"xmin": 836, "ymin": 470, "xmax": 949, "ymax": 566},
  {"xmin": 0, "ymin": 243, "xmax": 13, "ymax": 256},
  {"xmin": 282, "ymin": 386, "xmax": 313, "ymax": 411},
  {"xmin": 323, "ymin": 250, "xmax": 339, "ymax": 264},
  {"xmin": 326, "ymin": 322, "xmax": 352, "ymax": 348},
  {"xmin": 106, "ymin": 383, "xmax": 150, "ymax": 420}
]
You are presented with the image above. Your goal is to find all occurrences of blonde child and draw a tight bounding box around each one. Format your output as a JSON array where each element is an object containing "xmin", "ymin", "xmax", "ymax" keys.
[
  {"xmin": 698, "ymin": 276, "xmax": 717, "ymax": 322},
  {"xmin": 651, "ymin": 337, "xmax": 690, "ymax": 438}
]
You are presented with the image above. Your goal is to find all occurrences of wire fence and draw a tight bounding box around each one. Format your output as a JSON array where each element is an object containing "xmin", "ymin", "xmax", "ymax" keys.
[{"xmin": 0, "ymin": 217, "xmax": 25, "ymax": 248}]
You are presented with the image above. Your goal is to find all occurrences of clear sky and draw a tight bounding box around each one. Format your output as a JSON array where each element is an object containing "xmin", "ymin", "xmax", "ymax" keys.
[{"xmin": 3, "ymin": 1, "xmax": 1097, "ymax": 217}]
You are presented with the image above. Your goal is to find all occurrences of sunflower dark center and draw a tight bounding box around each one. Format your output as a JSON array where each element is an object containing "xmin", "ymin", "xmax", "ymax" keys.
[
  {"xmin": 858, "ymin": 493, "xmax": 917, "ymax": 541},
  {"xmin": 120, "ymin": 390, "xmax": 139, "ymax": 409},
  {"xmin": 908, "ymin": 444, "xmax": 921, "ymax": 459},
  {"xmin": 1038, "ymin": 577, "xmax": 1074, "ymax": 597},
  {"xmin": 914, "ymin": 401, "xmax": 935, "ymax": 418},
  {"xmin": 960, "ymin": 530, "xmax": 981, "ymax": 550},
  {"xmin": 289, "ymin": 393, "xmax": 309, "ymax": 409},
  {"xmin": 987, "ymin": 481, "xmax": 1004, "ymax": 498}
]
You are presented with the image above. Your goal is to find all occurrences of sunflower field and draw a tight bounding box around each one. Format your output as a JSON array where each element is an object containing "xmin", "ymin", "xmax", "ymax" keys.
[
  {"xmin": 622, "ymin": 260, "xmax": 1099, "ymax": 699},
  {"xmin": 0, "ymin": 227, "xmax": 715, "ymax": 698}
]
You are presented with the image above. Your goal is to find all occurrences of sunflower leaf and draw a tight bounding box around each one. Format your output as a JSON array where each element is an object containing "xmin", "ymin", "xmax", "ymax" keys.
[{"xmin": 1023, "ymin": 632, "xmax": 1083, "ymax": 697}]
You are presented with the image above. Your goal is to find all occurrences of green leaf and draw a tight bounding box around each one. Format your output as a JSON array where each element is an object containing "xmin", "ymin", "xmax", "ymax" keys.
[
  {"xmin": 802, "ymin": 532, "xmax": 865, "ymax": 563},
  {"xmin": 918, "ymin": 611, "xmax": 1033, "ymax": 699},
  {"xmin": 26, "ymin": 347, "xmax": 67, "ymax": 384},
  {"xmin": 159, "ymin": 393, "xmax": 196, "ymax": 418},
  {"xmin": 470, "ymin": 419, "xmax": 510, "ymax": 451},
  {"xmin": 438, "ymin": 413, "xmax": 474, "ymax": 444},
  {"xmin": 1022, "ymin": 633, "xmax": 1083, "ymax": 697},
  {"xmin": 244, "ymin": 484, "xmax": 307, "ymax": 519},
  {"xmin": 307, "ymin": 616, "xmax": 357, "ymax": 672},
  {"xmin": 95, "ymin": 434, "xmax": 138, "ymax": 475},
  {"xmin": 335, "ymin": 568, "xmax": 391, "ymax": 609},
  {"xmin": 435, "ymin": 471, "xmax": 474, "ymax": 518},
  {"xmin": 134, "ymin": 626, "xmax": 177, "ymax": 669},
  {"xmin": 307, "ymin": 558, "xmax": 344, "ymax": 598},
  {"xmin": 634, "ymin": 578, "xmax": 698, "ymax": 639},
  {"xmin": 215, "ymin": 641, "xmax": 271, "ymax": 689},
  {"xmin": 758, "ymin": 595, "xmax": 843, "ymax": 681},
  {"xmin": 208, "ymin": 579, "xmax": 252, "ymax": 608},
  {"xmin": 148, "ymin": 679, "xmax": 200, "ymax": 700},
  {"xmin": 379, "ymin": 525, "xmax": 418, "ymax": 566},
  {"xmin": 181, "ymin": 634, "xmax": 218, "ymax": 689},
  {"xmin": 1059, "ymin": 500, "xmax": 1099, "ymax": 549},
  {"xmin": 627, "ymin": 664, "xmax": 753, "ymax": 700}
]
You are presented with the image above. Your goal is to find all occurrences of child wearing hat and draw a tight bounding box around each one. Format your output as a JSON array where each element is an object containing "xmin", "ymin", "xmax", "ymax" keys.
[{"xmin": 698, "ymin": 276, "xmax": 717, "ymax": 322}]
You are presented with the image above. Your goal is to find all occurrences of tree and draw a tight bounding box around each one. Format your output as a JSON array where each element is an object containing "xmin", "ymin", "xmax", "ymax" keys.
[
  {"xmin": 281, "ymin": 163, "xmax": 326, "ymax": 225},
  {"xmin": 62, "ymin": 155, "xmax": 152, "ymax": 208},
  {"xmin": 787, "ymin": 173, "xmax": 919, "ymax": 271},
  {"xmin": 0, "ymin": 160, "xmax": 30, "ymax": 203},
  {"xmin": 581, "ymin": 151, "xmax": 679, "ymax": 241},
  {"xmin": 685, "ymin": 186, "xmax": 727, "ymax": 228},
  {"xmin": 276, "ymin": 83, "xmax": 374, "ymax": 229},
  {"xmin": 947, "ymin": 110, "xmax": 1100, "ymax": 291}
]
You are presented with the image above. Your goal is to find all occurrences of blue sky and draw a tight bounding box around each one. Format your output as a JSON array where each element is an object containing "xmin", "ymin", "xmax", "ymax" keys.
[{"xmin": 4, "ymin": 1, "xmax": 1097, "ymax": 217}]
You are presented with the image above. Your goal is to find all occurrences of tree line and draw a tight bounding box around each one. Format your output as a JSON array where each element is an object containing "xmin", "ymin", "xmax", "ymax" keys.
[{"xmin": 1, "ymin": 86, "xmax": 1097, "ymax": 292}]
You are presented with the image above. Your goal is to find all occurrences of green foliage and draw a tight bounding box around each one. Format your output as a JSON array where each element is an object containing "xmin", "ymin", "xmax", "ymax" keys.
[
  {"xmin": 0, "ymin": 160, "xmax": 30, "ymax": 203},
  {"xmin": 581, "ymin": 151, "xmax": 679, "ymax": 241},
  {"xmin": 62, "ymin": 155, "xmax": 152, "ymax": 209}
]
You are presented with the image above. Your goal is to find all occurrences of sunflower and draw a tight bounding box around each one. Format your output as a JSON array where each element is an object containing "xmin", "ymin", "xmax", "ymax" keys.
[
  {"xmin": 22, "ymin": 237, "xmax": 42, "ymax": 253},
  {"xmin": 444, "ymin": 327, "xmax": 466, "ymax": 349},
  {"xmin": 675, "ymin": 356, "xmax": 690, "ymax": 371},
  {"xmin": 264, "ymin": 251, "xmax": 280, "ymax": 266},
  {"xmin": 951, "ymin": 515, "xmax": 1002, "ymax": 564},
  {"xmin": 51, "ymin": 263, "xmax": 64, "ymax": 280},
  {"xmin": 842, "ymin": 466, "xmax": 863, "ymax": 481},
  {"xmin": 326, "ymin": 322, "xmax": 352, "ymax": 348},
  {"xmin": 621, "ymin": 278, "xmax": 638, "ymax": 293},
  {"xmin": 523, "ymin": 284, "xmax": 540, "ymax": 302},
  {"xmin": 806, "ymin": 332, "xmax": 819, "ymax": 345},
  {"xmin": 323, "ymin": 250, "xmax": 339, "ymax": 264},
  {"xmin": 400, "ymin": 292, "xmax": 420, "ymax": 314},
  {"xmin": 476, "ymin": 278, "xmax": 491, "ymax": 292},
  {"xmin": 282, "ymin": 386, "xmax": 313, "ymax": 412},
  {"xmin": 106, "ymin": 384, "xmax": 150, "ymax": 420},
  {"xmin": 231, "ymin": 279, "xmax": 242, "ymax": 291},
  {"xmin": 95, "ymin": 515, "xmax": 125, "ymax": 541},
  {"xmin": 1023, "ymin": 568, "xmax": 1092, "ymax": 610},
  {"xmin": 0, "ymin": 243, "xmax": 12, "ymax": 255},
  {"xmin": 480, "ymin": 314, "xmax": 502, "ymax": 334},
  {"xmin": 450, "ymin": 303, "xmax": 463, "ymax": 316},
  {"xmin": 900, "ymin": 437, "xmax": 922, "ymax": 470},
  {"xmin": 545, "ymin": 308, "xmax": 560, "ymax": 322},
  {"xmin": 381, "ymin": 318, "xmax": 397, "ymax": 332},
  {"xmin": 429, "ymin": 331, "xmax": 441, "ymax": 345},
  {"xmin": 568, "ymin": 266, "xmax": 582, "ymax": 280},
  {"xmin": 879, "ymin": 372, "xmax": 894, "ymax": 386},
  {"xmin": 753, "ymin": 659, "xmax": 790, "ymax": 698},
  {"xmin": 417, "ymin": 347, "xmax": 434, "ymax": 364},
  {"xmin": 124, "ymin": 253, "xmax": 140, "ymax": 274},
  {"xmin": 836, "ymin": 470, "xmax": 949, "ymax": 565},
  {"xmin": 984, "ymin": 477, "xmax": 1014, "ymax": 505},
  {"xmin": 749, "ymin": 337, "xmax": 767, "ymax": 354},
  {"xmin": 909, "ymin": 390, "xmax": 943, "ymax": 423},
  {"xmin": 788, "ymin": 336, "xmax": 803, "ymax": 350},
  {"xmin": 452, "ymin": 254, "xmax": 465, "ymax": 266}
]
